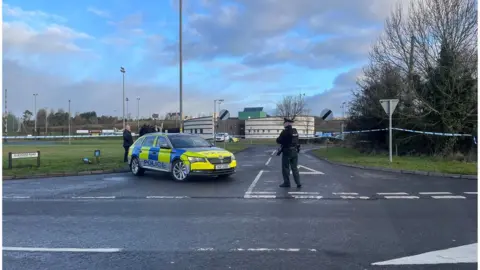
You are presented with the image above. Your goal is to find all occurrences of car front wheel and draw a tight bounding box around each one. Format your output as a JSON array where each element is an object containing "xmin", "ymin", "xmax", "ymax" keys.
[
  {"xmin": 131, "ymin": 157, "xmax": 145, "ymax": 176},
  {"xmin": 171, "ymin": 160, "xmax": 190, "ymax": 181}
]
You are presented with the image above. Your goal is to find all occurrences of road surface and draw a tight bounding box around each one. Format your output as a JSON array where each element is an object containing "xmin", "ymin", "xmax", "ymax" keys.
[{"xmin": 3, "ymin": 146, "xmax": 478, "ymax": 269}]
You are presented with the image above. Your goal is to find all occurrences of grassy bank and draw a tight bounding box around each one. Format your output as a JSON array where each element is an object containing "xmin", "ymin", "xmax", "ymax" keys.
[
  {"xmin": 312, "ymin": 147, "xmax": 477, "ymax": 175},
  {"xmin": 3, "ymin": 141, "xmax": 248, "ymax": 177}
]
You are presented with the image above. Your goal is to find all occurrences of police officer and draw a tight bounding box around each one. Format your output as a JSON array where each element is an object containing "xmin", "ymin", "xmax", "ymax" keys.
[{"xmin": 276, "ymin": 118, "xmax": 301, "ymax": 188}]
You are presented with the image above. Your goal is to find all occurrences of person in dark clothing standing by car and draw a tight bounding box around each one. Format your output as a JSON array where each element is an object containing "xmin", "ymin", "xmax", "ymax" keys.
[
  {"xmin": 123, "ymin": 125, "xmax": 133, "ymax": 162},
  {"xmin": 276, "ymin": 118, "xmax": 301, "ymax": 188},
  {"xmin": 139, "ymin": 124, "xmax": 147, "ymax": 137}
]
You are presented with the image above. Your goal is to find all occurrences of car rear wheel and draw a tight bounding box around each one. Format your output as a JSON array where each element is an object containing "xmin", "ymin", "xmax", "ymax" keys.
[
  {"xmin": 131, "ymin": 157, "xmax": 145, "ymax": 176},
  {"xmin": 171, "ymin": 160, "xmax": 189, "ymax": 181}
]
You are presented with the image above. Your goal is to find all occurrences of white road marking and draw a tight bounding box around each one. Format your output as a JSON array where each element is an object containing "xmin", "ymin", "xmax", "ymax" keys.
[
  {"xmin": 195, "ymin": 248, "xmax": 215, "ymax": 251},
  {"xmin": 265, "ymin": 157, "xmax": 272, "ymax": 166},
  {"xmin": 333, "ymin": 192, "xmax": 359, "ymax": 196},
  {"xmin": 271, "ymin": 150, "xmax": 277, "ymax": 156},
  {"xmin": 290, "ymin": 165, "xmax": 325, "ymax": 175},
  {"xmin": 419, "ymin": 192, "xmax": 452, "ymax": 195},
  {"xmin": 244, "ymin": 195, "xmax": 276, "ymax": 199},
  {"xmin": 241, "ymin": 164, "xmax": 254, "ymax": 167},
  {"xmin": 146, "ymin": 196, "xmax": 189, "ymax": 199},
  {"xmin": 71, "ymin": 196, "xmax": 115, "ymax": 199},
  {"xmin": 230, "ymin": 248, "xmax": 316, "ymax": 252},
  {"xmin": 288, "ymin": 192, "xmax": 320, "ymax": 195},
  {"xmin": 3, "ymin": 196, "xmax": 30, "ymax": 199},
  {"xmin": 377, "ymin": 192, "xmax": 409, "ymax": 195},
  {"xmin": 3, "ymin": 247, "xmax": 122, "ymax": 253},
  {"xmin": 244, "ymin": 170, "xmax": 264, "ymax": 198},
  {"xmin": 245, "ymin": 191, "xmax": 276, "ymax": 194},
  {"xmin": 341, "ymin": 196, "xmax": 370, "ymax": 200},
  {"xmin": 291, "ymin": 195, "xmax": 323, "ymax": 199},
  {"xmin": 371, "ymin": 243, "xmax": 477, "ymax": 265},
  {"xmin": 384, "ymin": 196, "xmax": 419, "ymax": 199},
  {"xmin": 431, "ymin": 195, "xmax": 466, "ymax": 199},
  {"xmin": 464, "ymin": 192, "xmax": 477, "ymax": 195}
]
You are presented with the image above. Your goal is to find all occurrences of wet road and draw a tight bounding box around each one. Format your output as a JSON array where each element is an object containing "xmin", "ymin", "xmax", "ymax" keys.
[{"xmin": 3, "ymin": 145, "xmax": 478, "ymax": 269}]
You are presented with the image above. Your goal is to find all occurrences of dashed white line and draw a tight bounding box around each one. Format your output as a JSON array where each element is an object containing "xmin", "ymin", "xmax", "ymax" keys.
[
  {"xmin": 241, "ymin": 164, "xmax": 254, "ymax": 167},
  {"xmin": 377, "ymin": 192, "xmax": 409, "ymax": 195},
  {"xmin": 271, "ymin": 150, "xmax": 277, "ymax": 156},
  {"xmin": 419, "ymin": 192, "xmax": 452, "ymax": 195},
  {"xmin": 431, "ymin": 195, "xmax": 466, "ymax": 199},
  {"xmin": 71, "ymin": 196, "xmax": 115, "ymax": 199},
  {"xmin": 146, "ymin": 196, "xmax": 189, "ymax": 199},
  {"xmin": 464, "ymin": 192, "xmax": 477, "ymax": 195},
  {"xmin": 341, "ymin": 196, "xmax": 370, "ymax": 200},
  {"xmin": 3, "ymin": 247, "xmax": 122, "ymax": 253},
  {"xmin": 3, "ymin": 196, "xmax": 30, "ymax": 199},
  {"xmin": 333, "ymin": 192, "xmax": 359, "ymax": 196},
  {"xmin": 291, "ymin": 195, "xmax": 323, "ymax": 199},
  {"xmin": 244, "ymin": 195, "xmax": 276, "ymax": 199},
  {"xmin": 384, "ymin": 196, "xmax": 419, "ymax": 199},
  {"xmin": 230, "ymin": 248, "xmax": 316, "ymax": 252},
  {"xmin": 265, "ymin": 157, "xmax": 272, "ymax": 166},
  {"xmin": 246, "ymin": 191, "xmax": 276, "ymax": 194},
  {"xmin": 244, "ymin": 170, "xmax": 264, "ymax": 198},
  {"xmin": 289, "ymin": 192, "xmax": 320, "ymax": 195},
  {"xmin": 194, "ymin": 248, "xmax": 215, "ymax": 251}
]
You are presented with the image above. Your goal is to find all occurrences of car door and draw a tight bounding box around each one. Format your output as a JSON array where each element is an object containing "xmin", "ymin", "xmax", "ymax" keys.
[
  {"xmin": 155, "ymin": 136, "xmax": 172, "ymax": 172},
  {"xmin": 139, "ymin": 135, "xmax": 156, "ymax": 168}
]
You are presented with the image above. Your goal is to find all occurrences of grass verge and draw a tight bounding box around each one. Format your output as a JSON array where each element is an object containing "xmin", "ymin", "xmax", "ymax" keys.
[
  {"xmin": 3, "ymin": 141, "xmax": 248, "ymax": 177},
  {"xmin": 312, "ymin": 147, "xmax": 477, "ymax": 175}
]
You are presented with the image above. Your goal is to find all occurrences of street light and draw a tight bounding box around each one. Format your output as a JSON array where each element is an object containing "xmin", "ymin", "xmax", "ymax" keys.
[
  {"xmin": 126, "ymin": 97, "xmax": 129, "ymax": 121},
  {"xmin": 120, "ymin": 66, "xmax": 126, "ymax": 130},
  {"xmin": 136, "ymin": 97, "xmax": 140, "ymax": 132},
  {"xmin": 33, "ymin": 93, "xmax": 38, "ymax": 135},
  {"xmin": 68, "ymin": 99, "xmax": 71, "ymax": 145},
  {"xmin": 179, "ymin": 0, "xmax": 184, "ymax": 133},
  {"xmin": 340, "ymin": 102, "xmax": 347, "ymax": 140},
  {"xmin": 212, "ymin": 99, "xmax": 224, "ymax": 142}
]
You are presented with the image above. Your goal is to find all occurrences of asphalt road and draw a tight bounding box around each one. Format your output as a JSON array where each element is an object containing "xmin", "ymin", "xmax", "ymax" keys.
[{"xmin": 3, "ymin": 145, "xmax": 478, "ymax": 269}]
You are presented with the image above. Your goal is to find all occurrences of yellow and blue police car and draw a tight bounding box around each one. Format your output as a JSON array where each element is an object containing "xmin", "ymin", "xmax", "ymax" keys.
[{"xmin": 127, "ymin": 133, "xmax": 237, "ymax": 181}]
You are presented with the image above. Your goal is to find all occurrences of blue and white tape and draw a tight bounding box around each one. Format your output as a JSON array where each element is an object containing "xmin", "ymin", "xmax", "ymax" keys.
[{"xmin": 391, "ymin": 127, "xmax": 472, "ymax": 137}]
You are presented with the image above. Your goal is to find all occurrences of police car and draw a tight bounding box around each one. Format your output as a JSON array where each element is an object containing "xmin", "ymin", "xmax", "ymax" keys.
[{"xmin": 127, "ymin": 133, "xmax": 237, "ymax": 181}]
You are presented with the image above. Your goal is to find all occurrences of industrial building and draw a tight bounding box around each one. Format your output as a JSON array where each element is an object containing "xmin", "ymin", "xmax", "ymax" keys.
[
  {"xmin": 238, "ymin": 107, "xmax": 268, "ymax": 120},
  {"xmin": 245, "ymin": 116, "xmax": 315, "ymax": 139}
]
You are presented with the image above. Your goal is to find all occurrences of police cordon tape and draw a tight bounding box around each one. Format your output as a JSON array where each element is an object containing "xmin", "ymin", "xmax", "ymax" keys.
[{"xmin": 2, "ymin": 134, "xmax": 136, "ymax": 139}]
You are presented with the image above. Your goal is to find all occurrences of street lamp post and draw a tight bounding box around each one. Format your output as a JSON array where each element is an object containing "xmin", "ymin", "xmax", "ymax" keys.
[
  {"xmin": 120, "ymin": 66, "xmax": 126, "ymax": 130},
  {"xmin": 33, "ymin": 93, "xmax": 38, "ymax": 135},
  {"xmin": 68, "ymin": 100, "xmax": 71, "ymax": 145},
  {"xmin": 212, "ymin": 99, "xmax": 224, "ymax": 143},
  {"xmin": 45, "ymin": 107, "xmax": 48, "ymax": 135},
  {"xmin": 179, "ymin": 0, "xmax": 184, "ymax": 133},
  {"xmin": 126, "ymin": 97, "xmax": 129, "ymax": 122},
  {"xmin": 136, "ymin": 97, "xmax": 140, "ymax": 132}
]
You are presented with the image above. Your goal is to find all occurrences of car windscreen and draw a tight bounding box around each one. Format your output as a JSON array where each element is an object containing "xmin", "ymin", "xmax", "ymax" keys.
[{"xmin": 169, "ymin": 136, "xmax": 211, "ymax": 148}]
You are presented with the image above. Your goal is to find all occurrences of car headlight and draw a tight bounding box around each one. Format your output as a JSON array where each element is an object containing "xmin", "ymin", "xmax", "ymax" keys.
[
  {"xmin": 187, "ymin": 156, "xmax": 206, "ymax": 163},
  {"xmin": 231, "ymin": 154, "xmax": 236, "ymax": 160}
]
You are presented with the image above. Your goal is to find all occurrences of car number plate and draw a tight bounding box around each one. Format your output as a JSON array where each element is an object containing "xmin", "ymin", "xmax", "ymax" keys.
[{"xmin": 215, "ymin": 164, "xmax": 230, "ymax": 170}]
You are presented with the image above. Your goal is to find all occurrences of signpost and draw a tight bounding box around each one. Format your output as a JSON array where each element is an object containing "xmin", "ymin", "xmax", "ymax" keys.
[
  {"xmin": 8, "ymin": 151, "xmax": 41, "ymax": 169},
  {"xmin": 218, "ymin": 109, "xmax": 230, "ymax": 148},
  {"xmin": 320, "ymin": 109, "xmax": 334, "ymax": 121},
  {"xmin": 94, "ymin": 150, "xmax": 101, "ymax": 164},
  {"xmin": 379, "ymin": 99, "xmax": 399, "ymax": 163}
]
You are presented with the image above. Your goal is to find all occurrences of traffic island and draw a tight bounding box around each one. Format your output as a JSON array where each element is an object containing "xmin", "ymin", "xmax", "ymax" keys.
[{"xmin": 310, "ymin": 147, "xmax": 477, "ymax": 179}]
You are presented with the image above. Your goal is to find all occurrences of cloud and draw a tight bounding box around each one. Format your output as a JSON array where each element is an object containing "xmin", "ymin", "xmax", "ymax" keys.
[
  {"xmin": 87, "ymin": 7, "xmax": 111, "ymax": 18},
  {"xmin": 3, "ymin": 3, "xmax": 66, "ymax": 23},
  {"xmin": 305, "ymin": 68, "xmax": 363, "ymax": 117}
]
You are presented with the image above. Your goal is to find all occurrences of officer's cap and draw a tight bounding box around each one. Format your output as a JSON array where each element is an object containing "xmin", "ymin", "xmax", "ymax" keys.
[{"xmin": 283, "ymin": 118, "xmax": 294, "ymax": 123}]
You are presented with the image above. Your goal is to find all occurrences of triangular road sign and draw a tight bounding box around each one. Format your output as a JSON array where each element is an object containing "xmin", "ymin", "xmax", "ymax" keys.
[
  {"xmin": 379, "ymin": 99, "xmax": 399, "ymax": 116},
  {"xmin": 290, "ymin": 165, "xmax": 325, "ymax": 175},
  {"xmin": 372, "ymin": 243, "xmax": 477, "ymax": 265}
]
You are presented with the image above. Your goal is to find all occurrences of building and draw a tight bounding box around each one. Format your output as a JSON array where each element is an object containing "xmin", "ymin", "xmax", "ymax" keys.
[
  {"xmin": 183, "ymin": 116, "xmax": 214, "ymax": 139},
  {"xmin": 245, "ymin": 116, "xmax": 315, "ymax": 139},
  {"xmin": 238, "ymin": 107, "xmax": 267, "ymax": 120},
  {"xmin": 214, "ymin": 117, "xmax": 244, "ymax": 136}
]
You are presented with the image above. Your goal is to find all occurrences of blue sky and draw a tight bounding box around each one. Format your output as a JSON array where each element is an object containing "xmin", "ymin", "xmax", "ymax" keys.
[{"xmin": 3, "ymin": 0, "xmax": 405, "ymax": 118}]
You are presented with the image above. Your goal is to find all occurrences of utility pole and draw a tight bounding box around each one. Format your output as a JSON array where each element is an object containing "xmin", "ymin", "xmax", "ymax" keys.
[
  {"xmin": 68, "ymin": 100, "xmax": 71, "ymax": 145},
  {"xmin": 126, "ymin": 97, "xmax": 129, "ymax": 122},
  {"xmin": 179, "ymin": 0, "xmax": 183, "ymax": 133},
  {"xmin": 120, "ymin": 66, "xmax": 126, "ymax": 130},
  {"xmin": 33, "ymin": 93, "xmax": 38, "ymax": 135},
  {"xmin": 340, "ymin": 102, "xmax": 346, "ymax": 141},
  {"xmin": 4, "ymin": 89, "xmax": 7, "ymax": 143},
  {"xmin": 45, "ymin": 108, "xmax": 48, "ymax": 135}
]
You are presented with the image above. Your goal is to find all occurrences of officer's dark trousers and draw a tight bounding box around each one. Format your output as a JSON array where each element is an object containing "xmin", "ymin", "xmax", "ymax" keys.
[
  {"xmin": 281, "ymin": 148, "xmax": 300, "ymax": 186},
  {"xmin": 123, "ymin": 146, "xmax": 130, "ymax": 162}
]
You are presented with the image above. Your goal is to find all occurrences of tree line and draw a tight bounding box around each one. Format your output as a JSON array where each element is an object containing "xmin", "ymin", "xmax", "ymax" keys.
[{"xmin": 347, "ymin": 0, "xmax": 477, "ymax": 157}]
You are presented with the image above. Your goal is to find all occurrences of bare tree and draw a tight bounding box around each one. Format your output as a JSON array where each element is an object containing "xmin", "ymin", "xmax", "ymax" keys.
[{"xmin": 275, "ymin": 94, "xmax": 307, "ymax": 120}]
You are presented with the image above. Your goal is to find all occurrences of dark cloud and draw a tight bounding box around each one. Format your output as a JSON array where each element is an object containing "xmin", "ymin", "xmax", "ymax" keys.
[{"xmin": 305, "ymin": 68, "xmax": 362, "ymax": 117}]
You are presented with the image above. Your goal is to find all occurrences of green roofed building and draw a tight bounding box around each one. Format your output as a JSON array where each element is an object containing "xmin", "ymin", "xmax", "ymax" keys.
[{"xmin": 238, "ymin": 107, "xmax": 267, "ymax": 120}]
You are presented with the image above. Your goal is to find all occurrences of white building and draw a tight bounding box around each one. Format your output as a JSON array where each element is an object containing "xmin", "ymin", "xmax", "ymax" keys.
[
  {"xmin": 183, "ymin": 116, "xmax": 214, "ymax": 140},
  {"xmin": 245, "ymin": 116, "xmax": 315, "ymax": 139}
]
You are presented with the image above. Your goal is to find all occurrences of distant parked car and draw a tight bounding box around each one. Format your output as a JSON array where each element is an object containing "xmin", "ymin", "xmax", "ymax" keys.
[{"xmin": 215, "ymin": 133, "xmax": 230, "ymax": 142}]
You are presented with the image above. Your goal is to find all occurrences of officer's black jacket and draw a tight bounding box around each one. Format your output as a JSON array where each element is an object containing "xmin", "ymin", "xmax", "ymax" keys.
[
  {"xmin": 276, "ymin": 126, "xmax": 299, "ymax": 147},
  {"xmin": 123, "ymin": 130, "xmax": 133, "ymax": 147}
]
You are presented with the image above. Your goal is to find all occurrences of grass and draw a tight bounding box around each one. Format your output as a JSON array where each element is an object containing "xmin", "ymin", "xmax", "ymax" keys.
[
  {"xmin": 3, "ymin": 140, "xmax": 248, "ymax": 177},
  {"xmin": 312, "ymin": 147, "xmax": 477, "ymax": 175}
]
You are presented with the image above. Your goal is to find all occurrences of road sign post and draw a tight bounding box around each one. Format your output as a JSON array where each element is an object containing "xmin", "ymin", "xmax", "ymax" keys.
[
  {"xmin": 379, "ymin": 99, "xmax": 399, "ymax": 163},
  {"xmin": 218, "ymin": 109, "xmax": 230, "ymax": 149}
]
